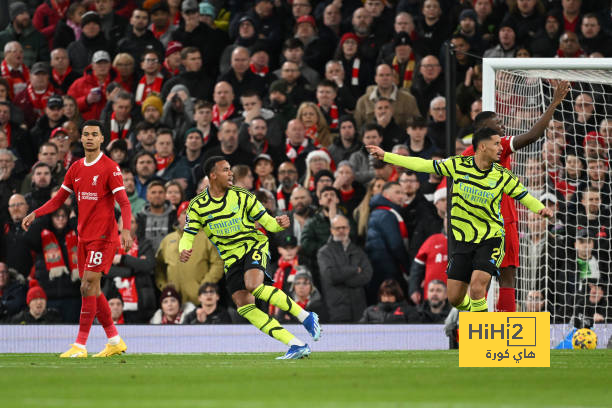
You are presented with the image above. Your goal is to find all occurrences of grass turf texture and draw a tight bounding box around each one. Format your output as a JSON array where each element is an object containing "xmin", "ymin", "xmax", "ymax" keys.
[{"xmin": 0, "ymin": 350, "xmax": 609, "ymax": 408}]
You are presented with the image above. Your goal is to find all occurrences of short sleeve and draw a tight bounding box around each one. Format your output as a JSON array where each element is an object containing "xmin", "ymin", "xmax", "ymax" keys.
[
  {"xmin": 61, "ymin": 163, "xmax": 75, "ymax": 194},
  {"xmin": 108, "ymin": 163, "xmax": 125, "ymax": 194},
  {"xmin": 500, "ymin": 136, "xmax": 514, "ymax": 160},
  {"xmin": 414, "ymin": 238, "xmax": 430, "ymax": 264}
]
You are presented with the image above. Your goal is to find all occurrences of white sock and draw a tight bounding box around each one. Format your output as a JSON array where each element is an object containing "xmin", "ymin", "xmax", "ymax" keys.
[
  {"xmin": 108, "ymin": 335, "xmax": 120, "ymax": 346},
  {"xmin": 297, "ymin": 310, "xmax": 309, "ymax": 323},
  {"xmin": 74, "ymin": 343, "xmax": 86, "ymax": 349},
  {"xmin": 288, "ymin": 337, "xmax": 306, "ymax": 347}
]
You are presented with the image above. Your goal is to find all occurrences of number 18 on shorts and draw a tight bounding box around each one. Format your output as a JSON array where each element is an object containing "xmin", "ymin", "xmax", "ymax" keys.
[{"xmin": 77, "ymin": 240, "xmax": 116, "ymax": 277}]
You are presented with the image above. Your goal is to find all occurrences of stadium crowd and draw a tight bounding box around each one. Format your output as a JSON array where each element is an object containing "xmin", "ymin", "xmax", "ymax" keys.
[{"xmin": 0, "ymin": 0, "xmax": 611, "ymax": 326}]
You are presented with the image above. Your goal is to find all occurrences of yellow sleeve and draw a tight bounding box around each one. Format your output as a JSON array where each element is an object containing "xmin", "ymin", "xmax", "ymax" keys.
[
  {"xmin": 178, "ymin": 200, "xmax": 203, "ymax": 252},
  {"xmin": 247, "ymin": 193, "xmax": 283, "ymax": 233},
  {"xmin": 383, "ymin": 152, "xmax": 449, "ymax": 175}
]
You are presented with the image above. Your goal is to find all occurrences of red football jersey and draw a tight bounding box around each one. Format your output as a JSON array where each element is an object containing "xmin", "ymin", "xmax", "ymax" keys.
[
  {"xmin": 462, "ymin": 135, "xmax": 517, "ymax": 223},
  {"xmin": 61, "ymin": 153, "xmax": 125, "ymax": 242},
  {"xmin": 414, "ymin": 233, "xmax": 448, "ymax": 300}
]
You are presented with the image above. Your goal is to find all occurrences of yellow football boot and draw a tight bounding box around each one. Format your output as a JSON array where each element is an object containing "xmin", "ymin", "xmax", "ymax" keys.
[
  {"xmin": 59, "ymin": 344, "xmax": 87, "ymax": 358},
  {"xmin": 92, "ymin": 338, "xmax": 127, "ymax": 357}
]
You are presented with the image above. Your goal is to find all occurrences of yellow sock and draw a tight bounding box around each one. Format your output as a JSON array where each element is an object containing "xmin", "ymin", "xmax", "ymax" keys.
[
  {"xmin": 237, "ymin": 304, "xmax": 296, "ymax": 345},
  {"xmin": 252, "ymin": 284, "xmax": 308, "ymax": 321},
  {"xmin": 470, "ymin": 297, "xmax": 488, "ymax": 312},
  {"xmin": 455, "ymin": 294, "xmax": 471, "ymax": 311}
]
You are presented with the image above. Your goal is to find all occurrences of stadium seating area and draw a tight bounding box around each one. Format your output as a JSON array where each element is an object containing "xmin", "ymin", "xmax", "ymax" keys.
[{"xmin": 0, "ymin": 0, "xmax": 610, "ymax": 327}]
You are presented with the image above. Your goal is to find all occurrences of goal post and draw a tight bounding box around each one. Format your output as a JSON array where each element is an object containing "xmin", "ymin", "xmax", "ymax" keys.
[{"xmin": 482, "ymin": 58, "xmax": 612, "ymax": 341}]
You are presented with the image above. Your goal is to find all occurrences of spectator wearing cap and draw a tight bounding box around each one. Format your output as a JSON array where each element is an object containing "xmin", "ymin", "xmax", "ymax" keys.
[
  {"xmin": 454, "ymin": 8, "xmax": 489, "ymax": 57},
  {"xmin": 413, "ymin": 0, "xmax": 450, "ymax": 59},
  {"xmin": 275, "ymin": 38, "xmax": 319, "ymax": 89},
  {"xmin": 354, "ymin": 63, "xmax": 420, "ymax": 130},
  {"xmin": 197, "ymin": 1, "xmax": 231, "ymax": 56},
  {"xmin": 328, "ymin": 115, "xmax": 361, "ymax": 166},
  {"xmin": 302, "ymin": 150, "xmax": 331, "ymax": 192},
  {"xmin": 32, "ymin": 0, "xmax": 70, "ymax": 49},
  {"xmin": 269, "ymin": 234, "xmax": 302, "ymax": 302},
  {"xmin": 171, "ymin": 0, "xmax": 228, "ymax": 78},
  {"xmin": 102, "ymin": 209, "xmax": 157, "ymax": 323},
  {"xmin": 29, "ymin": 94, "xmax": 67, "ymax": 148},
  {"xmin": 150, "ymin": 284, "xmax": 196, "ymax": 324},
  {"xmin": 219, "ymin": 15, "xmax": 259, "ymax": 76},
  {"xmin": 0, "ymin": 1, "xmax": 49, "ymax": 67},
  {"xmin": 13, "ymin": 61, "xmax": 55, "ymax": 128},
  {"xmin": 162, "ymin": 41, "xmax": 182, "ymax": 77},
  {"xmin": 117, "ymin": 8, "xmax": 164, "ymax": 65},
  {"xmin": 531, "ymin": 11, "xmax": 564, "ymax": 57},
  {"xmin": 333, "ymin": 33, "xmax": 373, "ymax": 98},
  {"xmin": 141, "ymin": 94, "xmax": 163, "ymax": 128},
  {"xmin": 276, "ymin": 269, "xmax": 328, "ymax": 324},
  {"xmin": 149, "ymin": 1, "xmax": 176, "ymax": 48},
  {"xmin": 26, "ymin": 204, "xmax": 81, "ymax": 322},
  {"xmin": 49, "ymin": 48, "xmax": 79, "ymax": 94},
  {"xmin": 218, "ymin": 46, "xmax": 267, "ymax": 107},
  {"xmin": 379, "ymin": 32, "xmax": 416, "ymax": 90},
  {"xmin": 20, "ymin": 142, "xmax": 65, "ymax": 194},
  {"xmin": 183, "ymin": 282, "xmax": 232, "ymax": 324},
  {"xmin": 229, "ymin": 1, "xmax": 282, "ymax": 58},
  {"xmin": 161, "ymin": 84, "xmax": 194, "ymax": 146},
  {"xmin": 155, "ymin": 201, "xmax": 223, "ymax": 305},
  {"xmin": 266, "ymin": 79, "xmax": 298, "ymax": 133},
  {"xmin": 11, "ymin": 278, "xmax": 61, "ymax": 324},
  {"xmin": 67, "ymin": 50, "xmax": 118, "ymax": 120},
  {"xmin": 52, "ymin": 2, "xmax": 87, "ymax": 50},
  {"xmin": 318, "ymin": 214, "xmax": 371, "ymax": 322},
  {"xmin": 0, "ymin": 262, "xmax": 26, "ymax": 322},
  {"xmin": 294, "ymin": 14, "xmax": 334, "ymax": 74},
  {"xmin": 1, "ymin": 41, "xmax": 30, "ymax": 99},
  {"xmin": 248, "ymin": 42, "xmax": 272, "ymax": 80},
  {"xmin": 66, "ymin": 11, "xmax": 110, "ymax": 74},
  {"xmin": 93, "ymin": 0, "xmax": 128, "ymax": 46},
  {"xmin": 161, "ymin": 46, "xmax": 214, "ymax": 103},
  {"xmin": 484, "ymin": 19, "xmax": 518, "ymax": 58},
  {"xmin": 365, "ymin": 181, "xmax": 411, "ymax": 303}
]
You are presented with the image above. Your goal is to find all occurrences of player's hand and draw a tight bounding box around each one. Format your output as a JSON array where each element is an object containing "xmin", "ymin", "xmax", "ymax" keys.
[
  {"xmin": 22, "ymin": 212, "xmax": 36, "ymax": 231},
  {"xmin": 120, "ymin": 229, "xmax": 133, "ymax": 252},
  {"xmin": 180, "ymin": 249, "xmax": 192, "ymax": 263},
  {"xmin": 410, "ymin": 292, "xmax": 422, "ymax": 305},
  {"xmin": 365, "ymin": 145, "xmax": 385, "ymax": 160},
  {"xmin": 551, "ymin": 80, "xmax": 570, "ymax": 105},
  {"xmin": 276, "ymin": 215, "xmax": 290, "ymax": 229},
  {"xmin": 538, "ymin": 207, "xmax": 553, "ymax": 219}
]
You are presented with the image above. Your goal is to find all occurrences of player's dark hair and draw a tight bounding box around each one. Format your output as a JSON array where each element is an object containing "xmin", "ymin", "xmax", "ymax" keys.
[
  {"xmin": 473, "ymin": 111, "xmax": 497, "ymax": 131},
  {"xmin": 203, "ymin": 156, "xmax": 228, "ymax": 177},
  {"xmin": 80, "ymin": 119, "xmax": 106, "ymax": 139},
  {"xmin": 382, "ymin": 181, "xmax": 400, "ymax": 192},
  {"xmin": 472, "ymin": 127, "xmax": 499, "ymax": 151}
]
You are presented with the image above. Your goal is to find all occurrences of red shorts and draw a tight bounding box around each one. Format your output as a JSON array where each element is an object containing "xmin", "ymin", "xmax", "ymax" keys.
[
  {"xmin": 77, "ymin": 240, "xmax": 117, "ymax": 277},
  {"xmin": 500, "ymin": 221, "xmax": 519, "ymax": 268}
]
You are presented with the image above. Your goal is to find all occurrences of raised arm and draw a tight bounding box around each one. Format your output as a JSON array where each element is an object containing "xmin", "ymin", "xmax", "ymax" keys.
[
  {"xmin": 512, "ymin": 80, "xmax": 570, "ymax": 150},
  {"xmin": 365, "ymin": 145, "xmax": 444, "ymax": 175},
  {"xmin": 247, "ymin": 193, "xmax": 286, "ymax": 233}
]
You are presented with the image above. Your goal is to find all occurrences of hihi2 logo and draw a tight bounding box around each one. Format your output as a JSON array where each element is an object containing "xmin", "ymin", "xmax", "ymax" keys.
[{"xmin": 459, "ymin": 313, "xmax": 550, "ymax": 367}]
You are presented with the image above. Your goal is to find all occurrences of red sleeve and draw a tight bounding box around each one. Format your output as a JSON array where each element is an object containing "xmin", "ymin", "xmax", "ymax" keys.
[
  {"xmin": 414, "ymin": 236, "xmax": 431, "ymax": 264},
  {"xmin": 107, "ymin": 163, "xmax": 125, "ymax": 194},
  {"xmin": 114, "ymin": 188, "xmax": 132, "ymax": 230},
  {"xmin": 499, "ymin": 136, "xmax": 514, "ymax": 161},
  {"xmin": 34, "ymin": 188, "xmax": 70, "ymax": 217},
  {"xmin": 462, "ymin": 145, "xmax": 474, "ymax": 156}
]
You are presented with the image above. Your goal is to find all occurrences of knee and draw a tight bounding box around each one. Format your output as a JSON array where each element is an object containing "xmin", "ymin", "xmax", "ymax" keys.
[
  {"xmin": 232, "ymin": 291, "xmax": 254, "ymax": 308},
  {"xmin": 469, "ymin": 283, "xmax": 487, "ymax": 299}
]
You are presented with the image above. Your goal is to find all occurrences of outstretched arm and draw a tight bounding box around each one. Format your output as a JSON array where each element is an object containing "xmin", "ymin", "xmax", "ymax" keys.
[
  {"xmin": 22, "ymin": 187, "xmax": 71, "ymax": 230},
  {"xmin": 365, "ymin": 145, "xmax": 439, "ymax": 174},
  {"xmin": 512, "ymin": 80, "xmax": 570, "ymax": 150}
]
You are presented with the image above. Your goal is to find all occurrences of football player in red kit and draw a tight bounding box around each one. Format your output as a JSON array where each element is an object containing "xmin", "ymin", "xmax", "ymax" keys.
[
  {"xmin": 460, "ymin": 80, "xmax": 569, "ymax": 312},
  {"xmin": 22, "ymin": 120, "xmax": 133, "ymax": 357}
]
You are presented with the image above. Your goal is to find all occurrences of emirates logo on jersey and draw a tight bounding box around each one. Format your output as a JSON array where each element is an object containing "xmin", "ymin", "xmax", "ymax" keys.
[{"xmin": 92, "ymin": 175, "xmax": 99, "ymax": 186}]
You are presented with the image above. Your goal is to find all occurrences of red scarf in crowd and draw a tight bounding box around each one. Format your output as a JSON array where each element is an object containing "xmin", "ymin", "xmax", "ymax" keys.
[
  {"xmin": 1, "ymin": 60, "xmax": 30, "ymax": 96},
  {"xmin": 51, "ymin": 0, "xmax": 69, "ymax": 18},
  {"xmin": 114, "ymin": 314, "xmax": 125, "ymax": 324},
  {"xmin": 163, "ymin": 60, "xmax": 180, "ymax": 77},
  {"xmin": 556, "ymin": 48, "xmax": 585, "ymax": 58},
  {"xmin": 304, "ymin": 125, "xmax": 322, "ymax": 147},
  {"xmin": 41, "ymin": 229, "xmax": 78, "ymax": 281},
  {"xmin": 156, "ymin": 154, "xmax": 174, "ymax": 170},
  {"xmin": 110, "ymin": 112, "xmax": 131, "ymax": 141},
  {"xmin": 340, "ymin": 188, "xmax": 355, "ymax": 202},
  {"xmin": 27, "ymin": 84, "xmax": 54, "ymax": 116},
  {"xmin": 3, "ymin": 122, "xmax": 11, "ymax": 146},
  {"xmin": 116, "ymin": 238, "xmax": 139, "ymax": 311},
  {"xmin": 151, "ymin": 23, "xmax": 168, "ymax": 39},
  {"xmin": 212, "ymin": 104, "xmax": 235, "ymax": 127},
  {"xmin": 161, "ymin": 310, "xmax": 183, "ymax": 324},
  {"xmin": 376, "ymin": 205, "xmax": 408, "ymax": 248},
  {"xmin": 392, "ymin": 54, "xmax": 415, "ymax": 89},
  {"xmin": 276, "ymin": 183, "xmax": 297, "ymax": 212},
  {"xmin": 52, "ymin": 66, "xmax": 72, "ymax": 89},
  {"xmin": 270, "ymin": 257, "xmax": 299, "ymax": 315},
  {"xmin": 350, "ymin": 58, "xmax": 360, "ymax": 86},
  {"xmin": 250, "ymin": 63, "xmax": 269, "ymax": 76},
  {"xmin": 388, "ymin": 166, "xmax": 398, "ymax": 181},
  {"xmin": 135, "ymin": 73, "xmax": 164, "ymax": 104},
  {"xmin": 319, "ymin": 103, "xmax": 338, "ymax": 129},
  {"xmin": 285, "ymin": 138, "xmax": 309, "ymax": 162}
]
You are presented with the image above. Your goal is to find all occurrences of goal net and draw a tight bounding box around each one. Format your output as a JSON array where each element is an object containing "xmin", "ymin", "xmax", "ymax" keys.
[{"xmin": 482, "ymin": 59, "xmax": 612, "ymax": 344}]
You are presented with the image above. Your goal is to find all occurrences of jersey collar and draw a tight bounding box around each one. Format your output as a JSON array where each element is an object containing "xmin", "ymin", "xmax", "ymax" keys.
[{"xmin": 84, "ymin": 152, "xmax": 103, "ymax": 167}]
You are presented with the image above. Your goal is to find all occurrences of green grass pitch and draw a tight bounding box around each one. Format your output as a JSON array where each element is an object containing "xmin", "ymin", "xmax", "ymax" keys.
[{"xmin": 1, "ymin": 350, "xmax": 609, "ymax": 408}]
